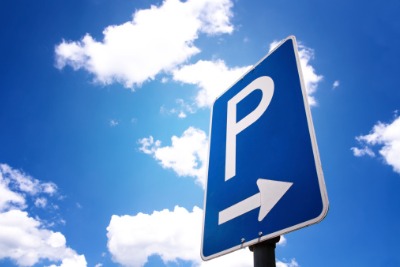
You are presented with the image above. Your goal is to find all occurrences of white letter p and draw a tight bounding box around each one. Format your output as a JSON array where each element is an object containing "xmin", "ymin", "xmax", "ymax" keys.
[{"xmin": 225, "ymin": 76, "xmax": 274, "ymax": 181}]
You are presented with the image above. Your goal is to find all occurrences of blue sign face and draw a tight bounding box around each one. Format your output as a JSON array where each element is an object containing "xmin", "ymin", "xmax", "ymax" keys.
[{"xmin": 201, "ymin": 36, "xmax": 329, "ymax": 260}]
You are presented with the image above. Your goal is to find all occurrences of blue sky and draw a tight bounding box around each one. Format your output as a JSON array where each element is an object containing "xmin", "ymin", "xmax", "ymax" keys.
[{"xmin": 0, "ymin": 0, "xmax": 399, "ymax": 266}]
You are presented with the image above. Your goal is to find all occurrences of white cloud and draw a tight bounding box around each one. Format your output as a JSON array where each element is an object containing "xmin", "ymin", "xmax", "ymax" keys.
[
  {"xmin": 138, "ymin": 136, "xmax": 161, "ymax": 155},
  {"xmin": 107, "ymin": 206, "xmax": 203, "ymax": 267},
  {"xmin": 107, "ymin": 206, "xmax": 297, "ymax": 267},
  {"xmin": 172, "ymin": 40, "xmax": 321, "ymax": 109},
  {"xmin": 47, "ymin": 254, "xmax": 87, "ymax": 267},
  {"xmin": 269, "ymin": 40, "xmax": 323, "ymax": 106},
  {"xmin": 138, "ymin": 127, "xmax": 208, "ymax": 187},
  {"xmin": 0, "ymin": 164, "xmax": 57, "ymax": 212},
  {"xmin": 351, "ymin": 146, "xmax": 375, "ymax": 157},
  {"xmin": 296, "ymin": 44, "xmax": 323, "ymax": 106},
  {"xmin": 109, "ymin": 119, "xmax": 119, "ymax": 127},
  {"xmin": 332, "ymin": 80, "xmax": 340, "ymax": 89},
  {"xmin": 278, "ymin": 235, "xmax": 287, "ymax": 246},
  {"xmin": 268, "ymin": 40, "xmax": 281, "ymax": 52},
  {"xmin": 0, "ymin": 164, "xmax": 40, "ymax": 195},
  {"xmin": 160, "ymin": 99, "xmax": 196, "ymax": 118},
  {"xmin": 0, "ymin": 164, "xmax": 87, "ymax": 267},
  {"xmin": 42, "ymin": 182, "xmax": 58, "ymax": 195},
  {"xmin": 276, "ymin": 259, "xmax": 299, "ymax": 267},
  {"xmin": 0, "ymin": 209, "xmax": 87, "ymax": 267},
  {"xmin": 34, "ymin": 197, "xmax": 48, "ymax": 208},
  {"xmin": 0, "ymin": 180, "xmax": 25, "ymax": 211},
  {"xmin": 200, "ymin": 248, "xmax": 252, "ymax": 267},
  {"xmin": 173, "ymin": 59, "xmax": 251, "ymax": 107},
  {"xmin": 352, "ymin": 115, "xmax": 400, "ymax": 174},
  {"xmin": 55, "ymin": 0, "xmax": 234, "ymax": 88}
]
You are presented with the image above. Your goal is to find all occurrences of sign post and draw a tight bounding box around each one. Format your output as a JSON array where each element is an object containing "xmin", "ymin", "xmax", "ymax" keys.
[
  {"xmin": 250, "ymin": 236, "xmax": 281, "ymax": 267},
  {"xmin": 201, "ymin": 36, "xmax": 329, "ymax": 262}
]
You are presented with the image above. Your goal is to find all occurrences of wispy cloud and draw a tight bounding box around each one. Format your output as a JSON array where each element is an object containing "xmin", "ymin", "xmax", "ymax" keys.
[
  {"xmin": 0, "ymin": 164, "xmax": 57, "ymax": 211},
  {"xmin": 160, "ymin": 99, "xmax": 196, "ymax": 118},
  {"xmin": 109, "ymin": 119, "xmax": 119, "ymax": 127},
  {"xmin": 352, "ymin": 113, "xmax": 400, "ymax": 174},
  {"xmin": 351, "ymin": 146, "xmax": 375, "ymax": 157},
  {"xmin": 55, "ymin": 0, "xmax": 234, "ymax": 89},
  {"xmin": 34, "ymin": 197, "xmax": 48, "ymax": 208},
  {"xmin": 0, "ymin": 163, "xmax": 86, "ymax": 267},
  {"xmin": 276, "ymin": 259, "xmax": 300, "ymax": 267},
  {"xmin": 332, "ymin": 80, "xmax": 340, "ymax": 89}
]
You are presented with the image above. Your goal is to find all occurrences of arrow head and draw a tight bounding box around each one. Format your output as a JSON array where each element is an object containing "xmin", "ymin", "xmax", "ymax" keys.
[{"xmin": 257, "ymin": 179, "xmax": 293, "ymax": 221}]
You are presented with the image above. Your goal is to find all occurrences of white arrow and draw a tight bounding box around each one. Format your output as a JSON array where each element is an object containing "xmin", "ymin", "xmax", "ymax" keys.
[{"xmin": 218, "ymin": 179, "xmax": 293, "ymax": 225}]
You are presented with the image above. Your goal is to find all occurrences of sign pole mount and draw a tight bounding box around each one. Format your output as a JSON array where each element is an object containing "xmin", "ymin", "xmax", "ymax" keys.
[{"xmin": 249, "ymin": 236, "xmax": 281, "ymax": 267}]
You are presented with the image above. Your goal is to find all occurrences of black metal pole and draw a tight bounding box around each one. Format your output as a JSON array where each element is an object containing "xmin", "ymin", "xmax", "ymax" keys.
[{"xmin": 249, "ymin": 236, "xmax": 280, "ymax": 267}]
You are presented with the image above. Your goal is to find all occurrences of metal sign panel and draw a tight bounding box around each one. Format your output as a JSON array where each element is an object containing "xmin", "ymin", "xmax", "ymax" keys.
[{"xmin": 201, "ymin": 36, "xmax": 329, "ymax": 260}]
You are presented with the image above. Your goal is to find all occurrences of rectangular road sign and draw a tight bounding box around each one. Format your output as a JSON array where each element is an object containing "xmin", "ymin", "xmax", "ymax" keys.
[{"xmin": 201, "ymin": 36, "xmax": 329, "ymax": 260}]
